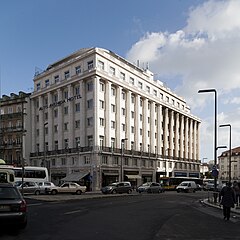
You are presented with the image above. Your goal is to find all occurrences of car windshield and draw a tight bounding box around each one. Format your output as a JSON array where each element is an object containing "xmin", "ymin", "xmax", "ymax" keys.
[
  {"xmin": 14, "ymin": 181, "xmax": 23, "ymax": 187},
  {"xmin": 180, "ymin": 182, "xmax": 188, "ymax": 186},
  {"xmin": 109, "ymin": 183, "xmax": 117, "ymax": 186},
  {"xmin": 0, "ymin": 187, "xmax": 20, "ymax": 200},
  {"xmin": 142, "ymin": 183, "xmax": 151, "ymax": 186}
]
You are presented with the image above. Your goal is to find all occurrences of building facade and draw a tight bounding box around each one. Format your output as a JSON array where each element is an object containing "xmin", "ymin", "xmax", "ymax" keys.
[
  {"xmin": 29, "ymin": 48, "xmax": 201, "ymax": 190},
  {"xmin": 0, "ymin": 92, "xmax": 31, "ymax": 166},
  {"xmin": 219, "ymin": 147, "xmax": 240, "ymax": 181}
]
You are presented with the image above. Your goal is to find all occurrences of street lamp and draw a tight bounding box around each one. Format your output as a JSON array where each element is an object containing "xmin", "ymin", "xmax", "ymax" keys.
[
  {"xmin": 219, "ymin": 124, "xmax": 232, "ymax": 182},
  {"xmin": 121, "ymin": 138, "xmax": 128, "ymax": 182},
  {"xmin": 43, "ymin": 122, "xmax": 48, "ymax": 168},
  {"xmin": 198, "ymin": 89, "xmax": 217, "ymax": 191}
]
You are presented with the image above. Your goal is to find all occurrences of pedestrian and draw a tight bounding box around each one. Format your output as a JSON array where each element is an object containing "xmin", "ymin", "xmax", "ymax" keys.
[
  {"xmin": 219, "ymin": 182, "xmax": 236, "ymax": 221},
  {"xmin": 233, "ymin": 181, "xmax": 240, "ymax": 206}
]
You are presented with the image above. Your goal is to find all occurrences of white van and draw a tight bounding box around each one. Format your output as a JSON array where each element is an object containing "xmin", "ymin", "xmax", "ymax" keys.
[{"xmin": 176, "ymin": 181, "xmax": 197, "ymax": 193}]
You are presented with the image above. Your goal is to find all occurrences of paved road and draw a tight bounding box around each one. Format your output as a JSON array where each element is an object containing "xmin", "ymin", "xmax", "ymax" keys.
[{"xmin": 1, "ymin": 191, "xmax": 240, "ymax": 240}]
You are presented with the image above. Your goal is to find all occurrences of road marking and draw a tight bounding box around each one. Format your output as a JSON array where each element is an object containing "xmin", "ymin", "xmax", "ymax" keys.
[
  {"xmin": 64, "ymin": 209, "xmax": 87, "ymax": 215},
  {"xmin": 28, "ymin": 203, "xmax": 43, "ymax": 207}
]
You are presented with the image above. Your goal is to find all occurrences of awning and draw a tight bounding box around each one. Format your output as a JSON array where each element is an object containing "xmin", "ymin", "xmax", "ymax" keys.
[
  {"xmin": 61, "ymin": 172, "xmax": 89, "ymax": 182},
  {"xmin": 125, "ymin": 174, "xmax": 142, "ymax": 179}
]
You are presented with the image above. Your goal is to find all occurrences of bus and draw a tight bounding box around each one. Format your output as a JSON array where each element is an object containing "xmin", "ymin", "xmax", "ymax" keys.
[
  {"xmin": 0, "ymin": 165, "xmax": 15, "ymax": 184},
  {"xmin": 159, "ymin": 177, "xmax": 203, "ymax": 190},
  {"xmin": 13, "ymin": 166, "xmax": 49, "ymax": 183}
]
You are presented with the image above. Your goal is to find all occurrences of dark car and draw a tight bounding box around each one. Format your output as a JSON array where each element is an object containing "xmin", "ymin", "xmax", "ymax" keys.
[
  {"xmin": 101, "ymin": 182, "xmax": 132, "ymax": 194},
  {"xmin": 0, "ymin": 183, "xmax": 27, "ymax": 229},
  {"xmin": 137, "ymin": 182, "xmax": 164, "ymax": 193}
]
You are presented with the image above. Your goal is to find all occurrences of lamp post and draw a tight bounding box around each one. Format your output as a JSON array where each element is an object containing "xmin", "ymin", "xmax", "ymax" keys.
[
  {"xmin": 198, "ymin": 89, "xmax": 217, "ymax": 191},
  {"xmin": 219, "ymin": 124, "xmax": 232, "ymax": 182},
  {"xmin": 121, "ymin": 138, "xmax": 128, "ymax": 182},
  {"xmin": 43, "ymin": 122, "xmax": 48, "ymax": 168}
]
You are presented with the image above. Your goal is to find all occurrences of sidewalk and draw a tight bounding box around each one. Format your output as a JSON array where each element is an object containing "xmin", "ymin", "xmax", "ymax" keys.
[{"xmin": 202, "ymin": 192, "xmax": 240, "ymax": 216}]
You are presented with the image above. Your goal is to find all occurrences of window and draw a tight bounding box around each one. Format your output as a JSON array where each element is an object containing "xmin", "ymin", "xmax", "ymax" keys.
[
  {"xmin": 53, "ymin": 94, "xmax": 58, "ymax": 103},
  {"xmin": 122, "ymin": 123, "xmax": 125, "ymax": 131},
  {"xmin": 64, "ymin": 122, "xmax": 68, "ymax": 131},
  {"xmin": 153, "ymin": 90, "xmax": 157, "ymax": 96},
  {"xmin": 45, "ymin": 79, "xmax": 50, "ymax": 87},
  {"xmin": 100, "ymin": 82, "xmax": 105, "ymax": 92},
  {"xmin": 131, "ymin": 95, "xmax": 135, "ymax": 103},
  {"xmin": 111, "ymin": 121, "xmax": 115, "ymax": 129},
  {"xmin": 131, "ymin": 126, "xmax": 134, "ymax": 133},
  {"xmin": 111, "ymin": 104, "xmax": 116, "ymax": 113},
  {"xmin": 111, "ymin": 87, "xmax": 116, "ymax": 96},
  {"xmin": 75, "ymin": 120, "xmax": 80, "ymax": 129},
  {"xmin": 172, "ymin": 99, "xmax": 175, "ymax": 105},
  {"xmin": 54, "ymin": 109, "xmax": 58, "ymax": 118},
  {"xmin": 84, "ymin": 156, "xmax": 91, "ymax": 164},
  {"xmin": 87, "ymin": 117, "xmax": 93, "ymax": 127},
  {"xmin": 64, "ymin": 106, "xmax": 68, "ymax": 115},
  {"xmin": 101, "ymin": 156, "xmax": 108, "ymax": 165},
  {"xmin": 87, "ymin": 99, "xmax": 93, "ymax": 109},
  {"xmin": 99, "ymin": 100, "xmax": 104, "ymax": 109},
  {"xmin": 113, "ymin": 157, "xmax": 118, "ymax": 165},
  {"xmin": 140, "ymin": 99, "xmax": 143, "ymax": 107},
  {"xmin": 88, "ymin": 60, "xmax": 94, "ymax": 70},
  {"xmin": 61, "ymin": 158, "xmax": 66, "ymax": 165},
  {"xmin": 36, "ymin": 83, "xmax": 41, "ymax": 91},
  {"xmin": 140, "ymin": 114, "xmax": 142, "ymax": 121},
  {"xmin": 146, "ymin": 86, "xmax": 150, "ymax": 93},
  {"xmin": 140, "ymin": 128, "xmax": 142, "ymax": 135},
  {"xmin": 54, "ymin": 125, "xmax": 58, "ymax": 133},
  {"xmin": 75, "ymin": 86, "xmax": 80, "ymax": 95},
  {"xmin": 54, "ymin": 75, "xmax": 59, "ymax": 83},
  {"xmin": 130, "ymin": 77, "xmax": 134, "ymax": 85},
  {"xmin": 166, "ymin": 96, "xmax": 169, "ymax": 102},
  {"xmin": 75, "ymin": 103, "xmax": 80, "ymax": 112},
  {"xmin": 120, "ymin": 72, "xmax": 126, "ymax": 80},
  {"xmin": 138, "ymin": 81, "xmax": 143, "ymax": 89},
  {"xmin": 64, "ymin": 70, "xmax": 70, "ymax": 79},
  {"xmin": 100, "ymin": 118, "xmax": 104, "ymax": 126},
  {"xmin": 122, "ymin": 108, "xmax": 125, "ymax": 116},
  {"xmin": 87, "ymin": 81, "xmax": 93, "ymax": 91},
  {"xmin": 133, "ymin": 158, "xmax": 137, "ymax": 166},
  {"xmin": 160, "ymin": 93, "xmax": 163, "ymax": 100},
  {"xmin": 110, "ymin": 66, "xmax": 115, "ymax": 76},
  {"xmin": 99, "ymin": 136, "xmax": 104, "ymax": 149},
  {"xmin": 64, "ymin": 91, "xmax": 68, "ymax": 99},
  {"xmin": 87, "ymin": 136, "xmax": 93, "ymax": 147},
  {"xmin": 124, "ymin": 158, "xmax": 129, "ymax": 166},
  {"xmin": 75, "ymin": 66, "xmax": 81, "ymax": 75},
  {"xmin": 75, "ymin": 137, "xmax": 80, "ymax": 148},
  {"xmin": 122, "ymin": 91, "xmax": 126, "ymax": 100},
  {"xmin": 98, "ymin": 60, "xmax": 104, "ymax": 70},
  {"xmin": 64, "ymin": 139, "xmax": 68, "ymax": 149},
  {"xmin": 131, "ymin": 111, "xmax": 134, "ymax": 119}
]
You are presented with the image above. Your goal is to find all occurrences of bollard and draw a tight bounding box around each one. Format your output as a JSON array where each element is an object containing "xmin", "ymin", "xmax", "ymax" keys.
[{"xmin": 213, "ymin": 191, "xmax": 218, "ymax": 204}]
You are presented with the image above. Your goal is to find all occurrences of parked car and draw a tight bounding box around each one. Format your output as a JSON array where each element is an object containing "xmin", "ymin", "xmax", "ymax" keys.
[
  {"xmin": 176, "ymin": 181, "xmax": 197, "ymax": 193},
  {"xmin": 15, "ymin": 181, "xmax": 41, "ymax": 195},
  {"xmin": 137, "ymin": 182, "xmax": 164, "ymax": 193},
  {"xmin": 47, "ymin": 182, "xmax": 86, "ymax": 195},
  {"xmin": 101, "ymin": 182, "xmax": 132, "ymax": 194},
  {"xmin": 0, "ymin": 183, "xmax": 27, "ymax": 229},
  {"xmin": 38, "ymin": 181, "xmax": 57, "ymax": 194}
]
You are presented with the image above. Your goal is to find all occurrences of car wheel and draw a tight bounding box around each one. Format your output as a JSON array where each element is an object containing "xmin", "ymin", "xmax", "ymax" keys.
[
  {"xmin": 19, "ymin": 220, "xmax": 27, "ymax": 229},
  {"xmin": 35, "ymin": 190, "xmax": 40, "ymax": 195},
  {"xmin": 112, "ymin": 189, "xmax": 117, "ymax": 194},
  {"xmin": 76, "ymin": 190, "xmax": 82, "ymax": 195},
  {"xmin": 51, "ymin": 189, "xmax": 57, "ymax": 195},
  {"xmin": 177, "ymin": 189, "xmax": 180, "ymax": 193},
  {"xmin": 127, "ymin": 189, "xmax": 132, "ymax": 194}
]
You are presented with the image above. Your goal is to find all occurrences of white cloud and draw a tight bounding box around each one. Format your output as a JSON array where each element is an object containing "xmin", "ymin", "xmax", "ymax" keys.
[{"xmin": 126, "ymin": 0, "xmax": 240, "ymax": 160}]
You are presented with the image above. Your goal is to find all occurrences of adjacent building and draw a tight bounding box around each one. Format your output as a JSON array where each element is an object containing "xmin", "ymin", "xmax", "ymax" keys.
[
  {"xmin": 0, "ymin": 92, "xmax": 31, "ymax": 166},
  {"xmin": 29, "ymin": 47, "xmax": 201, "ymax": 190},
  {"xmin": 218, "ymin": 146, "xmax": 240, "ymax": 181}
]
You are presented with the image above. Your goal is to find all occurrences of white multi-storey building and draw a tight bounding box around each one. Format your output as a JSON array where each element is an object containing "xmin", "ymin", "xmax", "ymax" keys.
[
  {"xmin": 219, "ymin": 147, "xmax": 240, "ymax": 181},
  {"xmin": 29, "ymin": 47, "xmax": 201, "ymax": 190}
]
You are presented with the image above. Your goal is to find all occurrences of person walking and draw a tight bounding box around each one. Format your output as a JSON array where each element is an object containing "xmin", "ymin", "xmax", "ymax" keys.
[{"xmin": 219, "ymin": 182, "xmax": 236, "ymax": 221}]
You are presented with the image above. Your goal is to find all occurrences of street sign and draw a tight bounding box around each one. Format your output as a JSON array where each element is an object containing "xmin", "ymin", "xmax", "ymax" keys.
[{"xmin": 211, "ymin": 169, "xmax": 219, "ymax": 177}]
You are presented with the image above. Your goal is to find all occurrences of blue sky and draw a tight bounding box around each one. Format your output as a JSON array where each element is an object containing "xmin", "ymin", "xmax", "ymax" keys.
[{"xmin": 1, "ymin": 0, "xmax": 240, "ymax": 163}]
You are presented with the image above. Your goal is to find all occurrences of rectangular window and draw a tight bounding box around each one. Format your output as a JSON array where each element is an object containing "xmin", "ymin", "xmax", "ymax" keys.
[
  {"xmin": 111, "ymin": 121, "xmax": 115, "ymax": 129},
  {"xmin": 110, "ymin": 66, "xmax": 115, "ymax": 76},
  {"xmin": 146, "ymin": 86, "xmax": 150, "ymax": 93},
  {"xmin": 61, "ymin": 158, "xmax": 66, "ymax": 165},
  {"xmin": 75, "ymin": 137, "xmax": 80, "ymax": 148},
  {"xmin": 87, "ymin": 81, "xmax": 93, "ymax": 91},
  {"xmin": 130, "ymin": 77, "xmax": 134, "ymax": 85},
  {"xmin": 131, "ymin": 111, "xmax": 134, "ymax": 119},
  {"xmin": 99, "ymin": 100, "xmax": 104, "ymax": 109},
  {"xmin": 98, "ymin": 60, "xmax": 104, "ymax": 70},
  {"xmin": 133, "ymin": 159, "xmax": 137, "ymax": 166},
  {"xmin": 111, "ymin": 104, "xmax": 115, "ymax": 113},
  {"xmin": 75, "ymin": 120, "xmax": 80, "ymax": 129},
  {"xmin": 100, "ymin": 82, "xmax": 105, "ymax": 92},
  {"xmin": 122, "ymin": 91, "xmax": 126, "ymax": 100},
  {"xmin": 54, "ymin": 141, "xmax": 58, "ymax": 151},
  {"xmin": 102, "ymin": 156, "xmax": 108, "ymax": 165},
  {"xmin": 54, "ymin": 75, "xmax": 59, "ymax": 83},
  {"xmin": 138, "ymin": 81, "xmax": 143, "ymax": 89},
  {"xmin": 75, "ymin": 66, "xmax": 81, "ymax": 75},
  {"xmin": 100, "ymin": 118, "xmax": 104, "ymax": 126},
  {"xmin": 122, "ymin": 123, "xmax": 125, "ymax": 131},
  {"xmin": 88, "ymin": 60, "xmax": 94, "ymax": 70},
  {"xmin": 111, "ymin": 87, "xmax": 116, "ymax": 96},
  {"xmin": 54, "ymin": 125, "xmax": 58, "ymax": 133},
  {"xmin": 113, "ymin": 157, "xmax": 118, "ymax": 165},
  {"xmin": 122, "ymin": 108, "xmax": 125, "ymax": 116},
  {"xmin": 36, "ymin": 83, "xmax": 41, "ymax": 91},
  {"xmin": 153, "ymin": 90, "xmax": 157, "ymax": 96},
  {"xmin": 64, "ymin": 122, "xmax": 68, "ymax": 131},
  {"xmin": 87, "ymin": 99, "xmax": 93, "ymax": 109},
  {"xmin": 87, "ymin": 117, "xmax": 93, "ymax": 127},
  {"xmin": 75, "ymin": 103, "xmax": 80, "ymax": 112},
  {"xmin": 45, "ymin": 79, "xmax": 50, "ymax": 87},
  {"xmin": 84, "ymin": 156, "xmax": 91, "ymax": 164},
  {"xmin": 131, "ymin": 126, "xmax": 134, "ymax": 133},
  {"xmin": 64, "ymin": 70, "xmax": 70, "ymax": 79},
  {"xmin": 54, "ymin": 109, "xmax": 58, "ymax": 118},
  {"xmin": 64, "ymin": 91, "xmax": 68, "ymax": 99},
  {"xmin": 64, "ymin": 106, "xmax": 68, "ymax": 115},
  {"xmin": 75, "ymin": 86, "xmax": 80, "ymax": 95},
  {"xmin": 120, "ymin": 72, "xmax": 126, "ymax": 80}
]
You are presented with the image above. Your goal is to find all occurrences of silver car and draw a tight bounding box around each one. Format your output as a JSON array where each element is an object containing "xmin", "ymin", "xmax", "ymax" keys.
[
  {"xmin": 48, "ymin": 182, "xmax": 87, "ymax": 195},
  {"xmin": 15, "ymin": 181, "xmax": 41, "ymax": 195}
]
